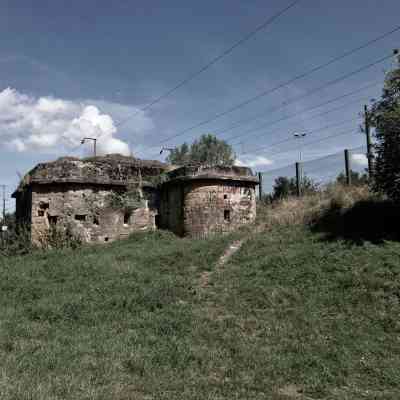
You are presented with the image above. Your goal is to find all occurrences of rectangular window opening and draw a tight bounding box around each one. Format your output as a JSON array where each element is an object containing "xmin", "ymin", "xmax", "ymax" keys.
[
  {"xmin": 93, "ymin": 216, "xmax": 99, "ymax": 225},
  {"xmin": 224, "ymin": 194, "xmax": 228, "ymax": 199},
  {"xmin": 75, "ymin": 214, "xmax": 87, "ymax": 221},
  {"xmin": 224, "ymin": 210, "xmax": 231, "ymax": 221},
  {"xmin": 38, "ymin": 210, "xmax": 45, "ymax": 217},
  {"xmin": 39, "ymin": 202, "xmax": 49, "ymax": 210},
  {"xmin": 48, "ymin": 215, "xmax": 58, "ymax": 225}
]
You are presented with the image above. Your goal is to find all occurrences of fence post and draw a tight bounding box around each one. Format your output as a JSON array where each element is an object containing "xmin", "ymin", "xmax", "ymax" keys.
[
  {"xmin": 258, "ymin": 172, "xmax": 263, "ymax": 200},
  {"xmin": 344, "ymin": 149, "xmax": 351, "ymax": 186},
  {"xmin": 295, "ymin": 162, "xmax": 301, "ymax": 197}
]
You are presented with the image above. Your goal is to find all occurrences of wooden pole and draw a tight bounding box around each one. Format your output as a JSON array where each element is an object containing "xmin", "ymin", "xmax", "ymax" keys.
[{"xmin": 344, "ymin": 149, "xmax": 351, "ymax": 186}]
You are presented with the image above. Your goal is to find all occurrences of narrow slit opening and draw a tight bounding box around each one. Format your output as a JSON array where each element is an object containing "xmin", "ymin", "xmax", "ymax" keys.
[{"xmin": 224, "ymin": 210, "xmax": 230, "ymax": 221}]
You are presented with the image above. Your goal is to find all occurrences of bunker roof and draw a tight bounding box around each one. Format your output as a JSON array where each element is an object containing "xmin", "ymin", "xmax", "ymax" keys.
[
  {"xmin": 163, "ymin": 165, "xmax": 259, "ymax": 185},
  {"xmin": 12, "ymin": 154, "xmax": 168, "ymax": 197}
]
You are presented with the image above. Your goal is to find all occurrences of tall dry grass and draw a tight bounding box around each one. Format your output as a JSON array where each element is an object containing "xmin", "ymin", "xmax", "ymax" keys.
[{"xmin": 257, "ymin": 183, "xmax": 372, "ymax": 228}]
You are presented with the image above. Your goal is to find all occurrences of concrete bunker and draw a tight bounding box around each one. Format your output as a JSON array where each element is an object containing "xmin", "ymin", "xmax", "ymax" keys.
[
  {"xmin": 12, "ymin": 155, "xmax": 166, "ymax": 244},
  {"xmin": 12, "ymin": 156, "xmax": 259, "ymax": 243},
  {"xmin": 159, "ymin": 165, "xmax": 258, "ymax": 238}
]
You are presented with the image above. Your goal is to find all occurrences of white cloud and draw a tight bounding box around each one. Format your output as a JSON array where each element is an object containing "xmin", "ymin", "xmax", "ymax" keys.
[
  {"xmin": 351, "ymin": 153, "xmax": 368, "ymax": 167},
  {"xmin": 235, "ymin": 155, "xmax": 274, "ymax": 168},
  {"xmin": 0, "ymin": 87, "xmax": 152, "ymax": 156}
]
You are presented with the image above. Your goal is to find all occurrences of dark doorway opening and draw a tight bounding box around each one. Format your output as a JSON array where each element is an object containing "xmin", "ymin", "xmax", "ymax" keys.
[
  {"xmin": 124, "ymin": 212, "xmax": 131, "ymax": 225},
  {"xmin": 224, "ymin": 210, "xmax": 231, "ymax": 221}
]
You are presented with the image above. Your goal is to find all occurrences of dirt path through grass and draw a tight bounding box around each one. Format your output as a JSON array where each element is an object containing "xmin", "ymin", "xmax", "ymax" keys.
[
  {"xmin": 200, "ymin": 222, "xmax": 269, "ymax": 290},
  {"xmin": 200, "ymin": 239, "xmax": 244, "ymax": 288}
]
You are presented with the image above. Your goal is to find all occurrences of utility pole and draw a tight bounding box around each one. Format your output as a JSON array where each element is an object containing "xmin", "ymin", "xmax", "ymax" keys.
[
  {"xmin": 364, "ymin": 105, "xmax": 373, "ymax": 176},
  {"xmin": 295, "ymin": 162, "xmax": 301, "ymax": 197},
  {"xmin": 293, "ymin": 132, "xmax": 307, "ymax": 194},
  {"xmin": 1, "ymin": 185, "xmax": 5, "ymax": 246},
  {"xmin": 1, "ymin": 185, "xmax": 5, "ymax": 223},
  {"xmin": 258, "ymin": 172, "xmax": 263, "ymax": 200},
  {"xmin": 344, "ymin": 149, "xmax": 351, "ymax": 186}
]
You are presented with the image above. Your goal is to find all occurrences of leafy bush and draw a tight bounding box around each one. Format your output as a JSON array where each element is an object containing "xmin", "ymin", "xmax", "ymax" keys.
[
  {"xmin": 107, "ymin": 188, "xmax": 145, "ymax": 213},
  {"xmin": 0, "ymin": 223, "xmax": 32, "ymax": 256},
  {"xmin": 336, "ymin": 170, "xmax": 369, "ymax": 186},
  {"xmin": 0, "ymin": 223, "xmax": 82, "ymax": 257},
  {"xmin": 35, "ymin": 225, "xmax": 82, "ymax": 250},
  {"xmin": 272, "ymin": 175, "xmax": 319, "ymax": 201}
]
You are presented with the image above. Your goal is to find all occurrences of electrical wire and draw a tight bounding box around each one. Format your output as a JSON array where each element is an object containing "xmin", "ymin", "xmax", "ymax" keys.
[
  {"xmin": 220, "ymin": 56, "xmax": 388, "ymax": 144},
  {"xmin": 239, "ymin": 117, "xmax": 361, "ymax": 156},
  {"xmin": 228, "ymin": 91, "xmax": 374, "ymax": 145},
  {"xmin": 216, "ymin": 79, "xmax": 381, "ymax": 137},
  {"xmin": 115, "ymin": 0, "xmax": 302, "ymax": 127},
  {"xmin": 258, "ymin": 142, "xmax": 363, "ymax": 174},
  {"xmin": 159, "ymin": 26, "xmax": 399, "ymax": 145}
]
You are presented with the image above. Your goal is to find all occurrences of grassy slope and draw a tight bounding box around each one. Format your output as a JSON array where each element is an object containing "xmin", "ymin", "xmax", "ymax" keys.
[{"xmin": 1, "ymin": 222, "xmax": 400, "ymax": 399}]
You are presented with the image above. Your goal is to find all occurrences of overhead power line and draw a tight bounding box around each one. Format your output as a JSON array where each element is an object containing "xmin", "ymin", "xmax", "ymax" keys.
[
  {"xmin": 159, "ymin": 23, "xmax": 400, "ymax": 144},
  {"xmin": 240, "ymin": 117, "xmax": 361, "ymax": 156},
  {"xmin": 228, "ymin": 90, "xmax": 377, "ymax": 145},
  {"xmin": 256, "ymin": 131, "xmax": 361, "ymax": 172},
  {"xmin": 115, "ymin": 0, "xmax": 302, "ymax": 128},
  {"xmin": 218, "ymin": 53, "xmax": 390, "ymax": 145},
  {"xmin": 220, "ymin": 79, "xmax": 382, "ymax": 140}
]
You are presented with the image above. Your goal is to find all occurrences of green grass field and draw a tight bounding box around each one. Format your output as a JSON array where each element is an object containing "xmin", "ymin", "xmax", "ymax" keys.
[{"xmin": 1, "ymin": 206, "xmax": 400, "ymax": 399}]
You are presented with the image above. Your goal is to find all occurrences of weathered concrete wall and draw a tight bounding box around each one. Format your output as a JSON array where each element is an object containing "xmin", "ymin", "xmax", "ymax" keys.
[{"xmin": 30, "ymin": 183, "xmax": 157, "ymax": 244}]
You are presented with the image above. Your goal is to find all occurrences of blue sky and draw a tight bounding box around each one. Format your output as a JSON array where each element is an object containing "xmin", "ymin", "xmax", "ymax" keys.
[{"xmin": 1, "ymin": 0, "xmax": 400, "ymax": 202}]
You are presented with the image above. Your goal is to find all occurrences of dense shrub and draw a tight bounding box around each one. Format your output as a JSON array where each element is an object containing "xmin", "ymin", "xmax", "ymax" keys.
[{"xmin": 371, "ymin": 55, "xmax": 400, "ymax": 201}]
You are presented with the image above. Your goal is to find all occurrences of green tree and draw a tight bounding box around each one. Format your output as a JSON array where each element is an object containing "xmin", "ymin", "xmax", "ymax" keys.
[
  {"xmin": 166, "ymin": 142, "xmax": 190, "ymax": 165},
  {"xmin": 336, "ymin": 171, "xmax": 369, "ymax": 186},
  {"xmin": 272, "ymin": 175, "xmax": 318, "ymax": 200},
  {"xmin": 370, "ymin": 54, "xmax": 400, "ymax": 201},
  {"xmin": 166, "ymin": 134, "xmax": 235, "ymax": 166},
  {"xmin": 272, "ymin": 177, "xmax": 297, "ymax": 199}
]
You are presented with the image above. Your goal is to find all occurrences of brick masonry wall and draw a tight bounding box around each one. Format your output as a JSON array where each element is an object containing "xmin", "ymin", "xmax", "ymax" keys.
[{"xmin": 30, "ymin": 183, "xmax": 157, "ymax": 245}]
